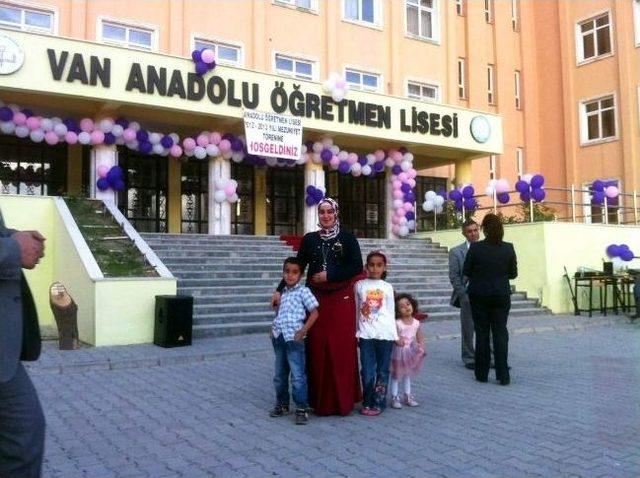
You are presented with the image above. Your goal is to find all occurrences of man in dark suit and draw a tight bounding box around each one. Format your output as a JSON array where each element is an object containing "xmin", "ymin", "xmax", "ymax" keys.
[
  {"xmin": 0, "ymin": 210, "xmax": 46, "ymax": 478},
  {"xmin": 448, "ymin": 218, "xmax": 480, "ymax": 369}
]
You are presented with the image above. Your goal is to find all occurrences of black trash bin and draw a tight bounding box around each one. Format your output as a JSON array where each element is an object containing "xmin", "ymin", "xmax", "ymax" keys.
[{"xmin": 154, "ymin": 295, "xmax": 193, "ymax": 348}]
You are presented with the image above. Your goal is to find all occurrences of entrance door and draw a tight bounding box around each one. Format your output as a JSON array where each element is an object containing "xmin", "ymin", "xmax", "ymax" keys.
[
  {"xmin": 231, "ymin": 163, "xmax": 254, "ymax": 234},
  {"xmin": 117, "ymin": 148, "xmax": 168, "ymax": 232},
  {"xmin": 181, "ymin": 160, "xmax": 208, "ymax": 233},
  {"xmin": 267, "ymin": 167, "xmax": 304, "ymax": 235},
  {"xmin": 326, "ymin": 171, "xmax": 386, "ymax": 238},
  {"xmin": 0, "ymin": 136, "xmax": 67, "ymax": 196}
]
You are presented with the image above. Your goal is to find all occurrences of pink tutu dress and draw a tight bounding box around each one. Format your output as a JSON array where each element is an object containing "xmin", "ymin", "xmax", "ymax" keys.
[{"xmin": 390, "ymin": 318, "xmax": 426, "ymax": 379}]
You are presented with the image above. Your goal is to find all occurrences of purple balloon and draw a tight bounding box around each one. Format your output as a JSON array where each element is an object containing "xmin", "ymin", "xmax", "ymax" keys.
[
  {"xmin": 306, "ymin": 185, "xmax": 315, "ymax": 194},
  {"xmin": 437, "ymin": 189, "xmax": 448, "ymax": 201},
  {"xmin": 399, "ymin": 147, "xmax": 408, "ymax": 154},
  {"xmin": 531, "ymin": 188, "xmax": 546, "ymax": 202},
  {"xmin": 136, "ymin": 129, "xmax": 149, "ymax": 142},
  {"xmin": 96, "ymin": 178, "xmax": 110, "ymax": 191},
  {"xmin": 515, "ymin": 180, "xmax": 529, "ymax": 193},
  {"xmin": 606, "ymin": 244, "xmax": 619, "ymax": 258},
  {"xmin": 111, "ymin": 165, "xmax": 124, "ymax": 177},
  {"xmin": 139, "ymin": 141, "xmax": 153, "ymax": 154},
  {"xmin": 530, "ymin": 174, "xmax": 545, "ymax": 189},
  {"xmin": 373, "ymin": 161, "xmax": 385, "ymax": 172},
  {"xmin": 63, "ymin": 118, "xmax": 79, "ymax": 133},
  {"xmin": 0, "ymin": 107, "xmax": 13, "ymax": 122},
  {"xmin": 195, "ymin": 61, "xmax": 209, "ymax": 76},
  {"xmin": 391, "ymin": 165, "xmax": 402, "ymax": 175},
  {"xmin": 113, "ymin": 179, "xmax": 126, "ymax": 192},
  {"xmin": 21, "ymin": 108, "xmax": 33, "ymax": 118},
  {"xmin": 462, "ymin": 185, "xmax": 475, "ymax": 199},
  {"xmin": 454, "ymin": 199, "xmax": 463, "ymax": 210},
  {"xmin": 222, "ymin": 133, "xmax": 234, "ymax": 141},
  {"xmin": 591, "ymin": 190, "xmax": 605, "ymax": 204},
  {"xmin": 520, "ymin": 191, "xmax": 531, "ymax": 202},
  {"xmin": 497, "ymin": 192, "xmax": 510, "ymax": 204},
  {"xmin": 338, "ymin": 162, "xmax": 350, "ymax": 174},
  {"xmin": 191, "ymin": 49, "xmax": 202, "ymax": 62},
  {"xmin": 592, "ymin": 180, "xmax": 605, "ymax": 192},
  {"xmin": 357, "ymin": 155, "xmax": 367, "ymax": 166},
  {"xmin": 621, "ymin": 249, "xmax": 635, "ymax": 261},
  {"xmin": 405, "ymin": 211, "xmax": 415, "ymax": 221},
  {"xmin": 449, "ymin": 190, "xmax": 462, "ymax": 201},
  {"xmin": 160, "ymin": 135, "xmax": 174, "ymax": 148},
  {"xmin": 312, "ymin": 189, "xmax": 324, "ymax": 201},
  {"xmin": 404, "ymin": 192, "xmax": 416, "ymax": 203},
  {"xmin": 463, "ymin": 198, "xmax": 477, "ymax": 210},
  {"xmin": 401, "ymin": 183, "xmax": 412, "ymax": 193},
  {"xmin": 231, "ymin": 138, "xmax": 244, "ymax": 152},
  {"xmin": 305, "ymin": 195, "xmax": 316, "ymax": 207},
  {"xmin": 305, "ymin": 140, "xmax": 314, "ymax": 150},
  {"xmin": 320, "ymin": 149, "xmax": 333, "ymax": 162},
  {"xmin": 115, "ymin": 118, "xmax": 129, "ymax": 129},
  {"xmin": 103, "ymin": 132, "xmax": 116, "ymax": 145}
]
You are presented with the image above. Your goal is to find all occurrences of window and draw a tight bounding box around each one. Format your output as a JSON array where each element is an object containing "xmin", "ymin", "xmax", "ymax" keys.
[
  {"xmin": 487, "ymin": 64, "xmax": 495, "ymax": 105},
  {"xmin": 406, "ymin": 0, "xmax": 439, "ymax": 41},
  {"xmin": 344, "ymin": 0, "xmax": 380, "ymax": 26},
  {"xmin": 455, "ymin": 0, "xmax": 464, "ymax": 16},
  {"xmin": 511, "ymin": 0, "xmax": 519, "ymax": 31},
  {"xmin": 489, "ymin": 155, "xmax": 496, "ymax": 180},
  {"xmin": 581, "ymin": 95, "xmax": 616, "ymax": 143},
  {"xmin": 457, "ymin": 58, "xmax": 466, "ymax": 99},
  {"xmin": 275, "ymin": 53, "xmax": 315, "ymax": 80},
  {"xmin": 576, "ymin": 12, "xmax": 612, "ymax": 63},
  {"xmin": 194, "ymin": 38, "xmax": 242, "ymax": 66},
  {"xmin": 345, "ymin": 68, "xmax": 380, "ymax": 92},
  {"xmin": 516, "ymin": 147, "xmax": 524, "ymax": 178},
  {"xmin": 0, "ymin": 2, "xmax": 54, "ymax": 33},
  {"xmin": 515, "ymin": 70, "xmax": 521, "ymax": 109},
  {"xmin": 407, "ymin": 80, "xmax": 440, "ymax": 103},
  {"xmin": 634, "ymin": 0, "xmax": 640, "ymax": 45},
  {"xmin": 484, "ymin": 0, "xmax": 493, "ymax": 23},
  {"xmin": 274, "ymin": 0, "xmax": 315, "ymax": 10},
  {"xmin": 101, "ymin": 20, "xmax": 154, "ymax": 50}
]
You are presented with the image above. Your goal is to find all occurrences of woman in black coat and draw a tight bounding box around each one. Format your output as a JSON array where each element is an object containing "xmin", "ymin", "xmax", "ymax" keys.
[{"xmin": 463, "ymin": 213, "xmax": 518, "ymax": 385}]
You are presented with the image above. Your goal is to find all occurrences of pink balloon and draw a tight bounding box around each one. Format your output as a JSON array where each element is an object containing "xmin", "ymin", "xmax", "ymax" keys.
[
  {"xmin": 170, "ymin": 145, "xmax": 183, "ymax": 157},
  {"xmin": 403, "ymin": 202, "xmax": 413, "ymax": 212},
  {"xmin": 13, "ymin": 112, "xmax": 26, "ymax": 126},
  {"xmin": 374, "ymin": 149, "xmax": 385, "ymax": 161},
  {"xmin": 605, "ymin": 186, "xmax": 619, "ymax": 198},
  {"xmin": 218, "ymin": 139, "xmax": 231, "ymax": 153},
  {"xmin": 122, "ymin": 128, "xmax": 136, "ymax": 142},
  {"xmin": 392, "ymin": 151, "xmax": 403, "ymax": 162},
  {"xmin": 329, "ymin": 156, "xmax": 340, "ymax": 168},
  {"xmin": 44, "ymin": 131, "xmax": 59, "ymax": 145},
  {"xmin": 407, "ymin": 168, "xmax": 417, "ymax": 179},
  {"xmin": 224, "ymin": 184, "xmax": 236, "ymax": 196},
  {"xmin": 495, "ymin": 179, "xmax": 510, "ymax": 194},
  {"xmin": 393, "ymin": 199, "xmax": 404, "ymax": 209},
  {"xmin": 201, "ymin": 48, "xmax": 216, "ymax": 64},
  {"xmin": 392, "ymin": 180, "xmax": 402, "ymax": 190},
  {"xmin": 209, "ymin": 132, "xmax": 222, "ymax": 145},
  {"xmin": 408, "ymin": 178, "xmax": 416, "ymax": 188},
  {"xmin": 391, "ymin": 215, "xmax": 399, "ymax": 225},
  {"xmin": 26, "ymin": 116, "xmax": 41, "ymax": 130},
  {"xmin": 97, "ymin": 165, "xmax": 110, "ymax": 178},
  {"xmin": 90, "ymin": 130, "xmax": 105, "ymax": 144},
  {"xmin": 196, "ymin": 134, "xmax": 209, "ymax": 147},
  {"xmin": 393, "ymin": 190, "xmax": 404, "ymax": 200},
  {"xmin": 398, "ymin": 172, "xmax": 408, "ymax": 182},
  {"xmin": 80, "ymin": 118, "xmax": 94, "ymax": 132},
  {"xmin": 183, "ymin": 137, "xmax": 197, "ymax": 151},
  {"xmin": 392, "ymin": 225, "xmax": 400, "ymax": 235},
  {"xmin": 347, "ymin": 153, "xmax": 358, "ymax": 165},
  {"xmin": 64, "ymin": 131, "xmax": 78, "ymax": 144}
]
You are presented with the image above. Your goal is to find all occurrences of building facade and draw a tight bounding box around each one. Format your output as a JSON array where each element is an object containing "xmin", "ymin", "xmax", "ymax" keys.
[{"xmin": 0, "ymin": 0, "xmax": 638, "ymax": 235}]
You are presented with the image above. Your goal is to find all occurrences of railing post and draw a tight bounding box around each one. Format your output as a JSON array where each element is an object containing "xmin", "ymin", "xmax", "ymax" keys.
[
  {"xmin": 529, "ymin": 198, "xmax": 534, "ymax": 222},
  {"xmin": 604, "ymin": 196, "xmax": 609, "ymax": 225},
  {"xmin": 433, "ymin": 208, "xmax": 437, "ymax": 232},
  {"xmin": 634, "ymin": 190, "xmax": 638, "ymax": 226},
  {"xmin": 493, "ymin": 188, "xmax": 497, "ymax": 214},
  {"xmin": 571, "ymin": 184, "xmax": 576, "ymax": 223}
]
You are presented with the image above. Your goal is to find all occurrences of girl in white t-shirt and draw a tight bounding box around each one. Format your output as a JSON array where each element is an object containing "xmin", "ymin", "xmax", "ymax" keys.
[{"xmin": 355, "ymin": 251, "xmax": 399, "ymax": 416}]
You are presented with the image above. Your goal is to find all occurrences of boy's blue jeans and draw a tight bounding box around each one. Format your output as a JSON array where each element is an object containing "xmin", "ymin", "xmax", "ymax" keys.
[
  {"xmin": 272, "ymin": 334, "xmax": 308, "ymax": 409},
  {"xmin": 359, "ymin": 339, "xmax": 394, "ymax": 410}
]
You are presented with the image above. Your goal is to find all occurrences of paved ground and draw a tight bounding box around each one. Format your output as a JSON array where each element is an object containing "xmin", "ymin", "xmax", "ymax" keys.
[{"xmin": 29, "ymin": 315, "xmax": 640, "ymax": 478}]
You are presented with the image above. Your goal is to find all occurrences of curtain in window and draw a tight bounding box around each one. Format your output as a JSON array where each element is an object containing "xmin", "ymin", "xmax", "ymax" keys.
[{"xmin": 345, "ymin": 0, "xmax": 358, "ymax": 19}]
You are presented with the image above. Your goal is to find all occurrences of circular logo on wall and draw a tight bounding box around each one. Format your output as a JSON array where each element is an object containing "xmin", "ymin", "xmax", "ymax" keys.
[
  {"xmin": 470, "ymin": 115, "xmax": 491, "ymax": 143},
  {"xmin": 0, "ymin": 34, "xmax": 24, "ymax": 75}
]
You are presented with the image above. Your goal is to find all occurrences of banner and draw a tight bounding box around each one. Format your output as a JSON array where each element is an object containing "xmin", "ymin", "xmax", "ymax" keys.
[{"xmin": 243, "ymin": 109, "xmax": 303, "ymax": 161}]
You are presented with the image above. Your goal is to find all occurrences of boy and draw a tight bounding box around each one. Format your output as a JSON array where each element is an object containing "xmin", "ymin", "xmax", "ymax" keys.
[{"xmin": 269, "ymin": 257, "xmax": 319, "ymax": 425}]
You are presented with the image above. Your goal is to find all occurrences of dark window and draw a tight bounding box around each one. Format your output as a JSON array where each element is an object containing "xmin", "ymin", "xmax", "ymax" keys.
[
  {"xmin": 231, "ymin": 163, "xmax": 255, "ymax": 235},
  {"xmin": 267, "ymin": 167, "xmax": 304, "ymax": 235},
  {"xmin": 117, "ymin": 148, "xmax": 168, "ymax": 233},
  {"xmin": 326, "ymin": 170, "xmax": 385, "ymax": 238},
  {"xmin": 415, "ymin": 176, "xmax": 448, "ymax": 232},
  {"xmin": 181, "ymin": 160, "xmax": 208, "ymax": 234},
  {"xmin": 0, "ymin": 136, "xmax": 67, "ymax": 196}
]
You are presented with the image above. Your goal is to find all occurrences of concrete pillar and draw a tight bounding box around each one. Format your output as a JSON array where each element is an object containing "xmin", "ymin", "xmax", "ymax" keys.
[
  {"xmin": 455, "ymin": 158, "xmax": 473, "ymax": 186},
  {"xmin": 90, "ymin": 145, "xmax": 118, "ymax": 205},
  {"xmin": 304, "ymin": 162, "xmax": 325, "ymax": 234},
  {"xmin": 208, "ymin": 156, "xmax": 231, "ymax": 235}
]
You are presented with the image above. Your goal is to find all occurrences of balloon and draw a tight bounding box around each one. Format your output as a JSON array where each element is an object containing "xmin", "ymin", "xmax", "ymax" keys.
[
  {"xmin": 425, "ymin": 190, "xmax": 437, "ymax": 200},
  {"xmin": 64, "ymin": 131, "xmax": 78, "ymax": 144},
  {"xmin": 29, "ymin": 129, "xmax": 45, "ymax": 143},
  {"xmin": 26, "ymin": 116, "xmax": 41, "ymax": 130},
  {"xmin": 401, "ymin": 183, "xmax": 412, "ymax": 194},
  {"xmin": 77, "ymin": 131, "xmax": 91, "ymax": 144},
  {"xmin": 320, "ymin": 149, "xmax": 333, "ymax": 162},
  {"xmin": 214, "ymin": 190, "xmax": 227, "ymax": 203},
  {"xmin": 485, "ymin": 186, "xmax": 495, "ymax": 197},
  {"xmin": 12, "ymin": 112, "xmax": 26, "ymax": 125},
  {"xmin": 495, "ymin": 179, "xmax": 510, "ymax": 194},
  {"xmin": 521, "ymin": 173, "xmax": 533, "ymax": 184},
  {"xmin": 224, "ymin": 184, "xmax": 236, "ymax": 196},
  {"xmin": 152, "ymin": 143, "xmax": 164, "ymax": 154},
  {"xmin": 201, "ymin": 48, "xmax": 215, "ymax": 64},
  {"xmin": 519, "ymin": 191, "xmax": 531, "ymax": 202},
  {"xmin": 400, "ymin": 161, "xmax": 411, "ymax": 171},
  {"xmin": 194, "ymin": 146, "xmax": 207, "ymax": 160},
  {"xmin": 329, "ymin": 157, "xmax": 340, "ymax": 169},
  {"xmin": 592, "ymin": 180, "xmax": 605, "ymax": 192},
  {"xmin": 99, "ymin": 118, "xmax": 114, "ymax": 133},
  {"xmin": 96, "ymin": 165, "xmax": 109, "ymax": 179},
  {"xmin": 515, "ymin": 180, "xmax": 529, "ymax": 193},
  {"xmin": 398, "ymin": 225, "xmax": 409, "ymax": 237},
  {"xmin": 170, "ymin": 145, "xmax": 183, "ymax": 157},
  {"xmin": 391, "ymin": 165, "xmax": 402, "ymax": 175},
  {"xmin": 531, "ymin": 188, "xmax": 546, "ymax": 202},
  {"xmin": 606, "ymin": 245, "xmax": 619, "ymax": 258},
  {"xmin": 44, "ymin": 131, "xmax": 59, "ymax": 145},
  {"xmin": 462, "ymin": 185, "xmax": 475, "ymax": 198},
  {"xmin": 449, "ymin": 189, "xmax": 462, "ymax": 201},
  {"xmin": 79, "ymin": 118, "xmax": 94, "ymax": 132},
  {"xmin": 97, "ymin": 178, "xmax": 110, "ymax": 191},
  {"xmin": 191, "ymin": 49, "xmax": 202, "ymax": 62},
  {"xmin": 148, "ymin": 132, "xmax": 161, "ymax": 144},
  {"xmin": 497, "ymin": 192, "xmax": 510, "ymax": 204},
  {"xmin": 350, "ymin": 163, "xmax": 362, "ymax": 175},
  {"xmin": 463, "ymin": 198, "xmax": 477, "ymax": 210},
  {"xmin": 422, "ymin": 201, "xmax": 434, "ymax": 212},
  {"xmin": 605, "ymin": 186, "xmax": 619, "ymax": 198},
  {"xmin": 332, "ymin": 90, "xmax": 345, "ymax": 103},
  {"xmin": 195, "ymin": 61, "xmax": 209, "ymax": 76},
  {"xmin": 530, "ymin": 174, "xmax": 545, "ymax": 189},
  {"xmin": 591, "ymin": 191, "xmax": 605, "ymax": 204},
  {"xmin": 362, "ymin": 165, "xmax": 372, "ymax": 176},
  {"xmin": 434, "ymin": 196, "xmax": 444, "ymax": 207},
  {"xmin": 455, "ymin": 199, "xmax": 463, "ymax": 210},
  {"xmin": 621, "ymin": 249, "xmax": 635, "ymax": 261},
  {"xmin": 305, "ymin": 196, "xmax": 316, "ymax": 206}
]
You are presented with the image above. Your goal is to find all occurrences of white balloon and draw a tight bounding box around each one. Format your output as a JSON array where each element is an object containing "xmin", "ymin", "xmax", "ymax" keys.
[
  {"xmin": 78, "ymin": 131, "xmax": 91, "ymax": 144},
  {"xmin": 330, "ymin": 146, "xmax": 340, "ymax": 156},
  {"xmin": 115, "ymin": 137, "xmax": 125, "ymax": 145},
  {"xmin": 30, "ymin": 129, "xmax": 45, "ymax": 142},
  {"xmin": 434, "ymin": 196, "xmax": 445, "ymax": 206},
  {"xmin": 489, "ymin": 179, "xmax": 498, "ymax": 187},
  {"xmin": 206, "ymin": 145, "xmax": 220, "ymax": 157},
  {"xmin": 485, "ymin": 186, "xmax": 495, "ymax": 197},
  {"xmin": 435, "ymin": 205, "xmax": 444, "ymax": 214},
  {"xmin": 399, "ymin": 216, "xmax": 407, "ymax": 225},
  {"xmin": 149, "ymin": 132, "xmax": 161, "ymax": 144},
  {"xmin": 425, "ymin": 190, "xmax": 437, "ymax": 200},
  {"xmin": 266, "ymin": 157, "xmax": 278, "ymax": 167},
  {"xmin": 214, "ymin": 178, "xmax": 226, "ymax": 190},
  {"xmin": 126, "ymin": 140, "xmax": 139, "ymax": 150},
  {"xmin": 393, "ymin": 199, "xmax": 404, "ymax": 209},
  {"xmin": 400, "ymin": 161, "xmax": 411, "ymax": 171},
  {"xmin": 398, "ymin": 225, "xmax": 409, "ymax": 237},
  {"xmin": 228, "ymin": 193, "xmax": 239, "ymax": 203},
  {"xmin": 0, "ymin": 121, "xmax": 16, "ymax": 134},
  {"xmin": 332, "ymin": 90, "xmax": 345, "ymax": 103},
  {"xmin": 194, "ymin": 146, "xmax": 207, "ymax": 159},
  {"xmin": 403, "ymin": 153, "xmax": 414, "ymax": 163},
  {"xmin": 231, "ymin": 152, "xmax": 244, "ymax": 162},
  {"xmin": 321, "ymin": 137, "xmax": 334, "ymax": 148},
  {"xmin": 229, "ymin": 179, "xmax": 238, "ymax": 189},
  {"xmin": 53, "ymin": 123, "xmax": 68, "ymax": 136},
  {"xmin": 214, "ymin": 190, "xmax": 227, "ymax": 203},
  {"xmin": 128, "ymin": 121, "xmax": 140, "ymax": 131},
  {"xmin": 152, "ymin": 143, "xmax": 164, "ymax": 155},
  {"xmin": 323, "ymin": 79, "xmax": 335, "ymax": 93},
  {"xmin": 169, "ymin": 133, "xmax": 180, "ymax": 143},
  {"xmin": 99, "ymin": 118, "xmax": 114, "ymax": 133},
  {"xmin": 361, "ymin": 165, "xmax": 372, "ymax": 176},
  {"xmin": 385, "ymin": 157, "xmax": 395, "ymax": 168},
  {"xmin": 338, "ymin": 151, "xmax": 349, "ymax": 161},
  {"xmin": 521, "ymin": 173, "xmax": 533, "ymax": 184},
  {"xmin": 422, "ymin": 200, "xmax": 434, "ymax": 212},
  {"xmin": 407, "ymin": 220, "xmax": 416, "ymax": 230},
  {"xmin": 160, "ymin": 149, "xmax": 169, "ymax": 156},
  {"xmin": 231, "ymin": 154, "xmax": 243, "ymax": 163},
  {"xmin": 40, "ymin": 118, "xmax": 53, "ymax": 132},
  {"xmin": 184, "ymin": 148, "xmax": 194, "ymax": 157},
  {"xmin": 312, "ymin": 142, "xmax": 323, "ymax": 153},
  {"xmin": 350, "ymin": 163, "xmax": 362, "ymax": 175},
  {"xmin": 110, "ymin": 124, "xmax": 123, "ymax": 137}
]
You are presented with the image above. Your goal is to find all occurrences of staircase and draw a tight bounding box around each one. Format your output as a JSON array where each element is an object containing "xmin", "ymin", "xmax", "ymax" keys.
[{"xmin": 142, "ymin": 234, "xmax": 548, "ymax": 338}]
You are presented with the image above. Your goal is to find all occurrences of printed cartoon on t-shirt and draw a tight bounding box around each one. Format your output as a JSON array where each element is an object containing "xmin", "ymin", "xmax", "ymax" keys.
[{"xmin": 361, "ymin": 288, "xmax": 384, "ymax": 322}]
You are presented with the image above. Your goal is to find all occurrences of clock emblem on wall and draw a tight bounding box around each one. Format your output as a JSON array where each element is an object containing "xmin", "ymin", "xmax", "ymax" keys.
[
  {"xmin": 470, "ymin": 115, "xmax": 491, "ymax": 143},
  {"xmin": 0, "ymin": 34, "xmax": 24, "ymax": 75}
]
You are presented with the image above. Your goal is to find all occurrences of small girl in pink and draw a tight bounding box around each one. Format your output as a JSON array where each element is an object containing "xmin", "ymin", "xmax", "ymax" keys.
[{"xmin": 390, "ymin": 293, "xmax": 426, "ymax": 408}]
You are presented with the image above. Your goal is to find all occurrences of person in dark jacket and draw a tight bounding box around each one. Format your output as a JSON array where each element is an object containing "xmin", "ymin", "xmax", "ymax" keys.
[{"xmin": 463, "ymin": 214, "xmax": 517, "ymax": 385}]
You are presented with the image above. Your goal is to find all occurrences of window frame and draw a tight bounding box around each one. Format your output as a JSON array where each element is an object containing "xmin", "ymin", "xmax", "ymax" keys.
[
  {"xmin": 273, "ymin": 51, "xmax": 318, "ymax": 81},
  {"xmin": 575, "ymin": 10, "xmax": 614, "ymax": 65},
  {"xmin": 634, "ymin": 0, "xmax": 640, "ymax": 46},
  {"xmin": 0, "ymin": 0, "xmax": 57, "ymax": 34},
  {"xmin": 406, "ymin": 79, "xmax": 441, "ymax": 103},
  {"xmin": 98, "ymin": 16, "xmax": 158, "ymax": 51},
  {"xmin": 404, "ymin": 0, "xmax": 440, "ymax": 44},
  {"xmin": 579, "ymin": 92, "xmax": 618, "ymax": 146},
  {"xmin": 516, "ymin": 147, "xmax": 524, "ymax": 178},
  {"xmin": 457, "ymin": 58, "xmax": 466, "ymax": 100},
  {"xmin": 514, "ymin": 70, "xmax": 522, "ymax": 110},
  {"xmin": 344, "ymin": 67, "xmax": 382, "ymax": 93},
  {"xmin": 342, "ymin": 0, "xmax": 383, "ymax": 29},
  {"xmin": 272, "ymin": 0, "xmax": 319, "ymax": 14},
  {"xmin": 191, "ymin": 35, "xmax": 244, "ymax": 67},
  {"xmin": 455, "ymin": 0, "xmax": 465, "ymax": 17},
  {"xmin": 487, "ymin": 64, "xmax": 496, "ymax": 105},
  {"xmin": 489, "ymin": 155, "xmax": 497, "ymax": 180},
  {"xmin": 484, "ymin": 0, "xmax": 493, "ymax": 24}
]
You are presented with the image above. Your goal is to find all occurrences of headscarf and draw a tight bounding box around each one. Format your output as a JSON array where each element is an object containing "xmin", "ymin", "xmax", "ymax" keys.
[{"xmin": 317, "ymin": 197, "xmax": 340, "ymax": 241}]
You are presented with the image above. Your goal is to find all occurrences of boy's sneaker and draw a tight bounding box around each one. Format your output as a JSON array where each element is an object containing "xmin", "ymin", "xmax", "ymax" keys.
[
  {"xmin": 404, "ymin": 394, "xmax": 419, "ymax": 407},
  {"xmin": 269, "ymin": 404, "xmax": 290, "ymax": 417},
  {"xmin": 390, "ymin": 396, "xmax": 402, "ymax": 409},
  {"xmin": 295, "ymin": 408, "xmax": 308, "ymax": 425}
]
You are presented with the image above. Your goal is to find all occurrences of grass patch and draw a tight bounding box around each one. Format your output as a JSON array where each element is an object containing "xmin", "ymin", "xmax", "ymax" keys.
[{"xmin": 64, "ymin": 197, "xmax": 159, "ymax": 278}]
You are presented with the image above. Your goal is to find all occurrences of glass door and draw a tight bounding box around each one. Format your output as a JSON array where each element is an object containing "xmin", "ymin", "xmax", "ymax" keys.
[
  {"xmin": 231, "ymin": 163, "xmax": 255, "ymax": 234},
  {"xmin": 266, "ymin": 167, "xmax": 304, "ymax": 235},
  {"xmin": 181, "ymin": 160, "xmax": 208, "ymax": 233}
]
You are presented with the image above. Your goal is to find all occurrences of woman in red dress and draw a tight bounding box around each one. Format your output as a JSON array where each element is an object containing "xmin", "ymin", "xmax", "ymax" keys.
[{"xmin": 273, "ymin": 198, "xmax": 364, "ymax": 415}]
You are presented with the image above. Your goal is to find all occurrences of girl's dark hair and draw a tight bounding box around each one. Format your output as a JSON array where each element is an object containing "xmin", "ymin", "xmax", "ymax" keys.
[
  {"xmin": 366, "ymin": 250, "xmax": 387, "ymax": 280},
  {"xmin": 482, "ymin": 213, "xmax": 504, "ymax": 244},
  {"xmin": 395, "ymin": 293, "xmax": 418, "ymax": 318}
]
